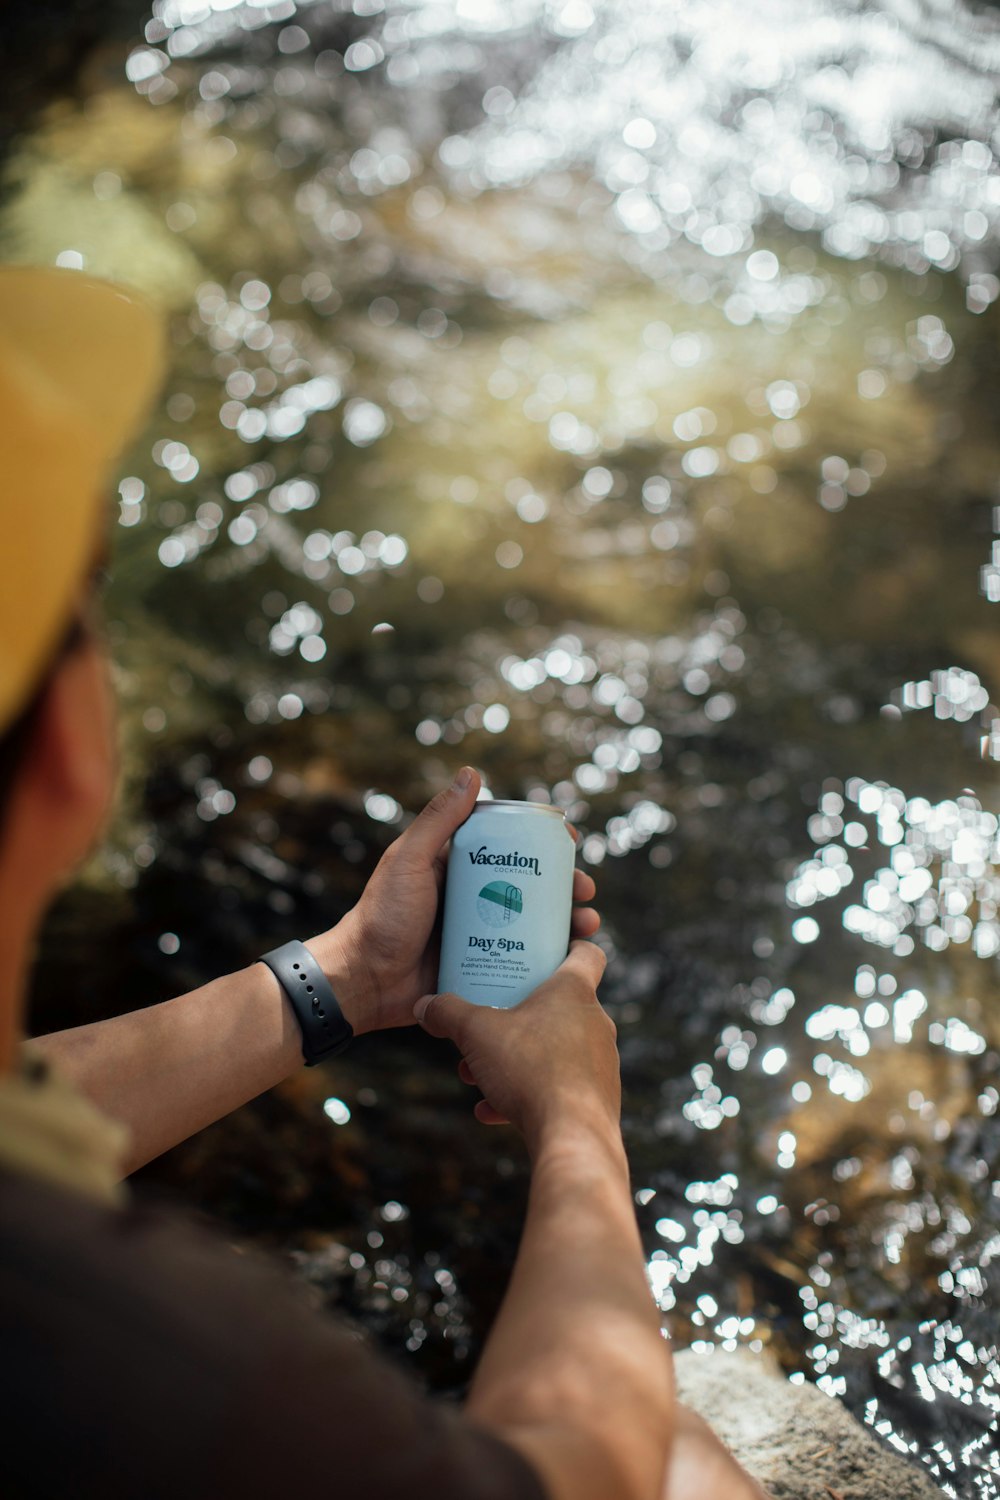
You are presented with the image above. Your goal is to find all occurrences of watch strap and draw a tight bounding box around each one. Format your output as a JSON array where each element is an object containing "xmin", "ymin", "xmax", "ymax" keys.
[{"xmin": 259, "ymin": 940, "xmax": 353, "ymax": 1065}]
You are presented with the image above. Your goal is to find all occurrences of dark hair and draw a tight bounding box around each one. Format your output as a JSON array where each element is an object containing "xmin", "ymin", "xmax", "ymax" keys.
[{"xmin": 0, "ymin": 616, "xmax": 87, "ymax": 841}]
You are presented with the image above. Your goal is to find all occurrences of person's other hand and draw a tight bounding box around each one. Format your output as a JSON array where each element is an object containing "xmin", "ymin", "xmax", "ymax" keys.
[
  {"xmin": 308, "ymin": 770, "xmax": 601, "ymax": 1034},
  {"xmin": 414, "ymin": 940, "xmax": 615, "ymax": 1153}
]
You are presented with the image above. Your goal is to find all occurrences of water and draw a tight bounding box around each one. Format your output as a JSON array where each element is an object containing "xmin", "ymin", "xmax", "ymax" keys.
[{"xmin": 8, "ymin": 1, "xmax": 999, "ymax": 1492}]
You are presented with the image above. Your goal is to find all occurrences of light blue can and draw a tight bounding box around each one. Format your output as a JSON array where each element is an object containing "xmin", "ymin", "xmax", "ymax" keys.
[{"xmin": 437, "ymin": 799, "xmax": 576, "ymax": 1007}]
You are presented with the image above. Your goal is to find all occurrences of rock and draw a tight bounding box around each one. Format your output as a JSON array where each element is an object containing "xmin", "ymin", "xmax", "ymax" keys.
[{"xmin": 674, "ymin": 1349, "xmax": 944, "ymax": 1499}]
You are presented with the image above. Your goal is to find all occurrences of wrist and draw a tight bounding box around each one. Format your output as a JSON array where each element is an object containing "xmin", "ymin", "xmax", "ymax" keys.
[
  {"xmin": 527, "ymin": 1096, "xmax": 627, "ymax": 1171},
  {"xmin": 301, "ymin": 922, "xmax": 375, "ymax": 1037}
]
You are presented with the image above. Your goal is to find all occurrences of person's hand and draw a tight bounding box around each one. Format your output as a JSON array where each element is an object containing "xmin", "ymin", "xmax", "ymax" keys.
[
  {"xmin": 307, "ymin": 770, "xmax": 601, "ymax": 1034},
  {"xmin": 413, "ymin": 940, "xmax": 616, "ymax": 1154}
]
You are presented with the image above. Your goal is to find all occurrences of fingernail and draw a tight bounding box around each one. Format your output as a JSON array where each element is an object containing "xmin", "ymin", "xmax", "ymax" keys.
[
  {"xmin": 454, "ymin": 766, "xmax": 474, "ymax": 790},
  {"xmin": 413, "ymin": 994, "xmax": 437, "ymax": 1022}
]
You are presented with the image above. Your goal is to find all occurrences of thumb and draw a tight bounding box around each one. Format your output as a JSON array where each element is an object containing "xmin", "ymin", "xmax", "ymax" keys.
[
  {"xmin": 413, "ymin": 990, "xmax": 478, "ymax": 1046},
  {"xmin": 401, "ymin": 766, "xmax": 481, "ymax": 861}
]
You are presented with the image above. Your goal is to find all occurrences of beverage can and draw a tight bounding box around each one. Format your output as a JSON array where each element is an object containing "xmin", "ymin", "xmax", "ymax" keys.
[{"xmin": 437, "ymin": 799, "xmax": 576, "ymax": 1007}]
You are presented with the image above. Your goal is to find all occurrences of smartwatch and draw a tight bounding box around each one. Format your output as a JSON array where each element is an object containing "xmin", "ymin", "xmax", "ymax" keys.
[{"xmin": 259, "ymin": 940, "xmax": 353, "ymax": 1065}]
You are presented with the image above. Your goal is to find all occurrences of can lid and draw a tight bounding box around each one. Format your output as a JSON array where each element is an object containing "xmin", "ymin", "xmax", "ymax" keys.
[{"xmin": 470, "ymin": 799, "xmax": 566, "ymax": 819}]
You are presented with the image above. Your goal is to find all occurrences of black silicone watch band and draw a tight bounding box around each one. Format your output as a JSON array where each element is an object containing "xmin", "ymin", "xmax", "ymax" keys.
[{"xmin": 259, "ymin": 940, "xmax": 353, "ymax": 1065}]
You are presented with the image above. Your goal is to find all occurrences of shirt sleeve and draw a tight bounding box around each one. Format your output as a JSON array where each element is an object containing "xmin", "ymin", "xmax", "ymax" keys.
[{"xmin": 0, "ymin": 1170, "xmax": 548, "ymax": 1500}]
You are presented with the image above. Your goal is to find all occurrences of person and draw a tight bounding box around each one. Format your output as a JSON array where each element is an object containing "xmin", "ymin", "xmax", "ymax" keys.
[{"xmin": 0, "ymin": 265, "xmax": 765, "ymax": 1499}]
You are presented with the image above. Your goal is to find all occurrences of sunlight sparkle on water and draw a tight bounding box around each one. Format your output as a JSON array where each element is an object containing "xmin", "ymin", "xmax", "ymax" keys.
[{"xmin": 98, "ymin": 1, "xmax": 1000, "ymax": 1485}]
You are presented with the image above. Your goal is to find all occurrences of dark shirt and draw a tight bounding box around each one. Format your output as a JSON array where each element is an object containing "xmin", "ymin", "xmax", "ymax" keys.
[{"xmin": 0, "ymin": 1169, "xmax": 547, "ymax": 1500}]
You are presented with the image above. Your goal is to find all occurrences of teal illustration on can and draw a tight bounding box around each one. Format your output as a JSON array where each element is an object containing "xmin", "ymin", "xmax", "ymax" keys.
[
  {"xmin": 437, "ymin": 799, "xmax": 576, "ymax": 1007},
  {"xmin": 477, "ymin": 881, "xmax": 523, "ymax": 927}
]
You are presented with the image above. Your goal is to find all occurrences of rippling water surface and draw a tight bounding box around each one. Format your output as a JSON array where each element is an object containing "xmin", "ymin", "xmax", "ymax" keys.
[{"xmin": 11, "ymin": 2, "xmax": 1000, "ymax": 1493}]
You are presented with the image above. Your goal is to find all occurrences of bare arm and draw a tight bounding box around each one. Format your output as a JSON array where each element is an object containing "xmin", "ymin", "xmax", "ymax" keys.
[
  {"xmin": 32, "ymin": 769, "xmax": 601, "ymax": 1176},
  {"xmin": 27, "ymin": 769, "xmax": 480, "ymax": 1174},
  {"xmin": 415, "ymin": 945, "xmax": 674, "ymax": 1500},
  {"xmin": 31, "ymin": 953, "xmax": 344, "ymax": 1176},
  {"xmin": 664, "ymin": 1405, "xmax": 770, "ymax": 1500},
  {"xmin": 27, "ymin": 770, "xmax": 484, "ymax": 1174},
  {"xmin": 472, "ymin": 1116, "xmax": 673, "ymax": 1500}
]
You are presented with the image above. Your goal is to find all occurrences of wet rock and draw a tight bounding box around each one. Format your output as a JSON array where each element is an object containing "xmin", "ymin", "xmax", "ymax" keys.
[{"xmin": 675, "ymin": 1349, "xmax": 943, "ymax": 1500}]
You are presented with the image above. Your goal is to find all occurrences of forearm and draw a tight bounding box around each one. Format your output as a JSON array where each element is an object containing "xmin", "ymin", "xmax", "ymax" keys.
[
  {"xmin": 31, "ymin": 932, "xmax": 363, "ymax": 1176},
  {"xmin": 468, "ymin": 1110, "xmax": 673, "ymax": 1500},
  {"xmin": 664, "ymin": 1405, "xmax": 770, "ymax": 1500}
]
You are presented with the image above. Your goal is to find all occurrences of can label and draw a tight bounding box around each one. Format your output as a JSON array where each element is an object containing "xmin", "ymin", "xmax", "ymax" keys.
[{"xmin": 437, "ymin": 801, "xmax": 575, "ymax": 1007}]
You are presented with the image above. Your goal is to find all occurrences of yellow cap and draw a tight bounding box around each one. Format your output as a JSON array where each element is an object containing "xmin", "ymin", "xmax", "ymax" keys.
[{"xmin": 0, "ymin": 267, "xmax": 166, "ymax": 733}]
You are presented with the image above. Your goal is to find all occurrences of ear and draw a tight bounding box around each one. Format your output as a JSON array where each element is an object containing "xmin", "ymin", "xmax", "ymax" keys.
[{"xmin": 12, "ymin": 640, "xmax": 115, "ymax": 856}]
